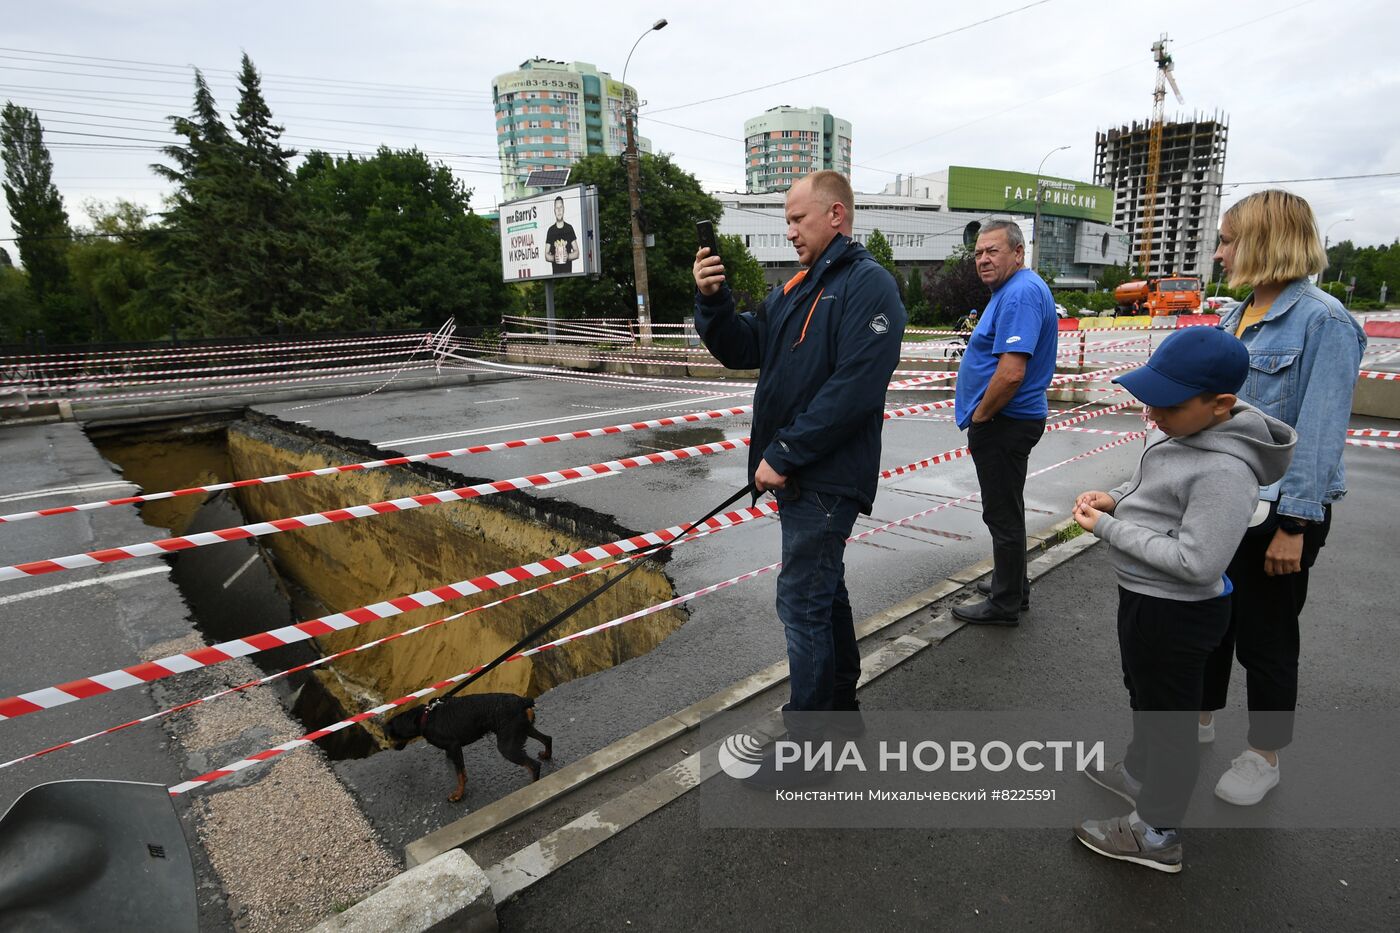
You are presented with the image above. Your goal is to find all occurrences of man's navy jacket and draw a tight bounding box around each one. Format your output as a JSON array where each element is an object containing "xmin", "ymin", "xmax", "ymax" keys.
[{"xmin": 694, "ymin": 234, "xmax": 906, "ymax": 513}]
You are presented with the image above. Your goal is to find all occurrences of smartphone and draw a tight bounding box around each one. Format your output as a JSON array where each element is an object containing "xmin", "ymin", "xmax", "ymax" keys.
[{"xmin": 695, "ymin": 220, "xmax": 720, "ymax": 260}]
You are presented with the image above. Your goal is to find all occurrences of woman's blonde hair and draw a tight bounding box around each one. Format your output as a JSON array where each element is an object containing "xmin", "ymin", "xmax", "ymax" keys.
[{"xmin": 1221, "ymin": 189, "xmax": 1328, "ymax": 288}]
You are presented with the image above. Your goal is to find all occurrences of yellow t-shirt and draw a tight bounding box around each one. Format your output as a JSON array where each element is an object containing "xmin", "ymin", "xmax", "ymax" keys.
[{"xmin": 1235, "ymin": 303, "xmax": 1270, "ymax": 336}]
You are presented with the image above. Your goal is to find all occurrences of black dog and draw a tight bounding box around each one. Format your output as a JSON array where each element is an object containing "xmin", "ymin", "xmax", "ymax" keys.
[{"xmin": 385, "ymin": 693, "xmax": 552, "ymax": 803}]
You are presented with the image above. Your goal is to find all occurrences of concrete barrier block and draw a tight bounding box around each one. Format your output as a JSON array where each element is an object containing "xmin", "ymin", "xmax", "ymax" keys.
[
  {"xmin": 313, "ymin": 849, "xmax": 496, "ymax": 933},
  {"xmin": 1353, "ymin": 375, "xmax": 1400, "ymax": 419}
]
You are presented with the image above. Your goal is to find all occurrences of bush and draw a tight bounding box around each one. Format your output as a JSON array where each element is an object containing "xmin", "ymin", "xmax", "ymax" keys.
[
  {"xmin": 1057, "ymin": 290, "xmax": 1089, "ymax": 312},
  {"xmin": 1085, "ymin": 291, "xmax": 1116, "ymax": 312}
]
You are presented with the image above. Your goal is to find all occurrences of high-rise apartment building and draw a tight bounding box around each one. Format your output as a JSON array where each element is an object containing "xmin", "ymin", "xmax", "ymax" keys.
[
  {"xmin": 743, "ymin": 106, "xmax": 852, "ymax": 194},
  {"xmin": 1093, "ymin": 113, "xmax": 1229, "ymax": 279},
  {"xmin": 492, "ymin": 58, "xmax": 651, "ymax": 201}
]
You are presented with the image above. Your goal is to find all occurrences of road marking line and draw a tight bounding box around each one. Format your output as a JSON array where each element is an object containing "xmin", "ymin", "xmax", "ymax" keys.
[
  {"xmin": 221, "ymin": 554, "xmax": 261, "ymax": 590},
  {"xmin": 375, "ymin": 394, "xmax": 734, "ymax": 448},
  {"xmin": 0, "ymin": 480, "xmax": 137, "ymax": 504},
  {"xmin": 0, "ymin": 565, "xmax": 169, "ymax": 607}
]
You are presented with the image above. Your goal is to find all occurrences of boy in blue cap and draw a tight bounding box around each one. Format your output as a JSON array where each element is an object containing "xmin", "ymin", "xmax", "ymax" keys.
[{"xmin": 1071, "ymin": 326, "xmax": 1296, "ymax": 872}]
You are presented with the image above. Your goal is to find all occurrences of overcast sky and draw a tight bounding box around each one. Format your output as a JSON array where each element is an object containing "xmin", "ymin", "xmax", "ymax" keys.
[{"xmin": 4, "ymin": 0, "xmax": 1398, "ymax": 259}]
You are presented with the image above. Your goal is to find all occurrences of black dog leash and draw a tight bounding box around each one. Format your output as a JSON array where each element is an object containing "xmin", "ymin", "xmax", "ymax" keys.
[{"xmin": 438, "ymin": 483, "xmax": 755, "ymax": 701}]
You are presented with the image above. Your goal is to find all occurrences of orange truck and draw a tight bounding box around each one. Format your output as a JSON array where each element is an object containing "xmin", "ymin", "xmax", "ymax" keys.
[{"xmin": 1113, "ymin": 277, "xmax": 1203, "ymax": 315}]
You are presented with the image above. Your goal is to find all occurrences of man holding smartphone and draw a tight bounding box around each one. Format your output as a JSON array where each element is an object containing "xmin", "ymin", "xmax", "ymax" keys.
[{"xmin": 692, "ymin": 171, "xmax": 905, "ymax": 783}]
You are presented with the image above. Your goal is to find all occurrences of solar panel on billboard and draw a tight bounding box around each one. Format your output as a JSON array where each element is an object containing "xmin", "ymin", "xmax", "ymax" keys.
[{"xmin": 526, "ymin": 168, "xmax": 571, "ymax": 189}]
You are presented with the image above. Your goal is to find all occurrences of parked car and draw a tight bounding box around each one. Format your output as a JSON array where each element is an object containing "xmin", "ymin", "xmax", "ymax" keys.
[
  {"xmin": 1204, "ymin": 296, "xmax": 1240, "ymax": 313},
  {"xmin": 1054, "ymin": 303, "xmax": 1068, "ymax": 318}
]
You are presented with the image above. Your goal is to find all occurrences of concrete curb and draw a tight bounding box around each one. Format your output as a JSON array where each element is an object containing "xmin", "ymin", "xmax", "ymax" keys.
[
  {"xmin": 310, "ymin": 849, "xmax": 496, "ymax": 933},
  {"xmin": 405, "ymin": 516, "xmax": 1089, "ymax": 870}
]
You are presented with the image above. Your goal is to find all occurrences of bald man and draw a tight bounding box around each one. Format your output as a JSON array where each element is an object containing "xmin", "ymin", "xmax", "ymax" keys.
[{"xmin": 693, "ymin": 171, "xmax": 905, "ymax": 779}]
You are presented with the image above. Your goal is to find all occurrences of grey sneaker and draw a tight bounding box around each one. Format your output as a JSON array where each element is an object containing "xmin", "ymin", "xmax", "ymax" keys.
[
  {"xmin": 1198, "ymin": 715, "xmax": 1215, "ymax": 744},
  {"xmin": 1083, "ymin": 760, "xmax": 1141, "ymax": 806},
  {"xmin": 1075, "ymin": 814, "xmax": 1183, "ymax": 874}
]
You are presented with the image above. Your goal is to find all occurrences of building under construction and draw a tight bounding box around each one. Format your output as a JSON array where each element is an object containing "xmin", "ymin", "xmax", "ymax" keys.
[{"xmin": 1093, "ymin": 113, "xmax": 1228, "ymax": 280}]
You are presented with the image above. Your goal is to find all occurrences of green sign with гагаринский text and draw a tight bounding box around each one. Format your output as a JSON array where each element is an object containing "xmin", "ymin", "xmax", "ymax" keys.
[{"xmin": 947, "ymin": 166, "xmax": 1113, "ymax": 224}]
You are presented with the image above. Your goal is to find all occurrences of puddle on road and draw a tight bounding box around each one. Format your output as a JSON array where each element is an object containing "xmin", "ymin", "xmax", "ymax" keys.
[{"xmin": 89, "ymin": 412, "xmax": 688, "ymax": 759}]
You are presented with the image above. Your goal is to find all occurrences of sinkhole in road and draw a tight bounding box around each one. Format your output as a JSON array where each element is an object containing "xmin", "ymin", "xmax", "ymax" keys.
[{"xmin": 88, "ymin": 411, "xmax": 688, "ymax": 760}]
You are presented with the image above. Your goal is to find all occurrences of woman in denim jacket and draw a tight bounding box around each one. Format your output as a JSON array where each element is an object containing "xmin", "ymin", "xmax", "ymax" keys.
[{"xmin": 1200, "ymin": 190, "xmax": 1366, "ymax": 806}]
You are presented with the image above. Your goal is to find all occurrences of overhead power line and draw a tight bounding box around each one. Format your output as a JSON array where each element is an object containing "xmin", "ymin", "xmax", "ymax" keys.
[{"xmin": 644, "ymin": 0, "xmax": 1055, "ymax": 115}]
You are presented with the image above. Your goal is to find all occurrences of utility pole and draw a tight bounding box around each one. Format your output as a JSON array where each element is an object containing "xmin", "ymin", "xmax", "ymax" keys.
[
  {"xmin": 624, "ymin": 100, "xmax": 652, "ymax": 345},
  {"xmin": 622, "ymin": 18, "xmax": 667, "ymax": 346}
]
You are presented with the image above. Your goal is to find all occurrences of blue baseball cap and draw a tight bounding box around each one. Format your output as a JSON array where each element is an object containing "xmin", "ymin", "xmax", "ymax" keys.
[{"xmin": 1112, "ymin": 327, "xmax": 1249, "ymax": 407}]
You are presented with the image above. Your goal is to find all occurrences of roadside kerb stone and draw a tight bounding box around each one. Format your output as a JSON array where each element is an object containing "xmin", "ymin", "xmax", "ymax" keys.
[{"xmin": 311, "ymin": 849, "xmax": 496, "ymax": 933}]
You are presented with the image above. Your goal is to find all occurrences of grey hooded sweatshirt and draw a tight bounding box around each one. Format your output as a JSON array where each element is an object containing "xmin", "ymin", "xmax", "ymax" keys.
[{"xmin": 1093, "ymin": 403, "xmax": 1297, "ymax": 601}]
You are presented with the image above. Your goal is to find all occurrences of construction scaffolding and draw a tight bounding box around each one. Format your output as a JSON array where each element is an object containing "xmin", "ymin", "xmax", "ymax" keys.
[{"xmin": 1093, "ymin": 112, "xmax": 1229, "ymax": 280}]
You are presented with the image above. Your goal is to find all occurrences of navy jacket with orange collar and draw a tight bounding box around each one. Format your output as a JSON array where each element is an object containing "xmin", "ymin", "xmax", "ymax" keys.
[{"xmin": 694, "ymin": 234, "xmax": 906, "ymax": 512}]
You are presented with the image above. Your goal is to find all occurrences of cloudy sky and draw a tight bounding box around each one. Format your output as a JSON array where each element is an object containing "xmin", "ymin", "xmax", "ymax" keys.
[{"xmin": 4, "ymin": 0, "xmax": 1398, "ymax": 257}]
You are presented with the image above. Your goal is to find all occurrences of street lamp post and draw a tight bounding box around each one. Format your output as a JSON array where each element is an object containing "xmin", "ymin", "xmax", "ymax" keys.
[
  {"xmin": 1031, "ymin": 145, "xmax": 1071, "ymax": 276},
  {"xmin": 622, "ymin": 18, "xmax": 667, "ymax": 346},
  {"xmin": 1323, "ymin": 217, "xmax": 1353, "ymax": 289}
]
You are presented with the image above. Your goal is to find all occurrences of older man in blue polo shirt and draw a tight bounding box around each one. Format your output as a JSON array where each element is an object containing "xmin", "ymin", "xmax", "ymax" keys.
[{"xmin": 953, "ymin": 220, "xmax": 1059, "ymax": 625}]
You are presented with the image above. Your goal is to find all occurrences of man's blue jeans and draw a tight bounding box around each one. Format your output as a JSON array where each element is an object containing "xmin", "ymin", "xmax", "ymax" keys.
[{"xmin": 775, "ymin": 486, "xmax": 861, "ymax": 726}]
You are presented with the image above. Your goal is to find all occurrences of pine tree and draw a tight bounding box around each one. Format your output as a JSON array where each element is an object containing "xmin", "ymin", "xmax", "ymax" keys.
[
  {"xmin": 155, "ymin": 60, "xmax": 371, "ymax": 336},
  {"xmin": 153, "ymin": 70, "xmax": 249, "ymax": 334},
  {"xmin": 866, "ymin": 228, "xmax": 897, "ymax": 279}
]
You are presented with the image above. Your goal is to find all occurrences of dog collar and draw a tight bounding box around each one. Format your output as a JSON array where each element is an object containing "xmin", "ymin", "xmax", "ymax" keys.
[{"xmin": 418, "ymin": 699, "xmax": 441, "ymax": 731}]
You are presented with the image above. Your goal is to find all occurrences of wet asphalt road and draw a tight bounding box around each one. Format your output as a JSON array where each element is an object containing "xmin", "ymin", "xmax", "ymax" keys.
[
  {"xmin": 257, "ymin": 368, "xmax": 1151, "ymax": 851},
  {"xmin": 496, "ymin": 443, "xmax": 1400, "ymax": 933}
]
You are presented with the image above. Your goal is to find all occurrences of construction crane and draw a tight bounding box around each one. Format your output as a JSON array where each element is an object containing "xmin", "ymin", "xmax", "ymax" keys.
[{"xmin": 1139, "ymin": 33, "xmax": 1185, "ymax": 276}]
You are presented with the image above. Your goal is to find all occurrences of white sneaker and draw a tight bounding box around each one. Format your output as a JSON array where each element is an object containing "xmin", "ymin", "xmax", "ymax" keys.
[
  {"xmin": 1214, "ymin": 750, "xmax": 1279, "ymax": 805},
  {"xmin": 1198, "ymin": 715, "xmax": 1215, "ymax": 744}
]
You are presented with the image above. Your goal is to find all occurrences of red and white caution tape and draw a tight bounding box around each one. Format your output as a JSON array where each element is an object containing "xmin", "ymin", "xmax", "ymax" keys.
[
  {"xmin": 0, "ymin": 332, "xmax": 431, "ymax": 371},
  {"xmin": 0, "ymin": 438, "xmax": 750, "ymax": 584},
  {"xmin": 0, "ymin": 363, "xmax": 443, "ymax": 409},
  {"xmin": 2, "ymin": 522, "xmax": 742, "ymax": 771},
  {"xmin": 167, "ymin": 430, "xmax": 1148, "ymax": 796},
  {"xmin": 1348, "ymin": 428, "xmax": 1400, "ymax": 438},
  {"xmin": 2, "ymin": 346, "xmax": 426, "ymax": 389},
  {"xmin": 1358, "ymin": 369, "xmax": 1400, "ymax": 380},
  {"xmin": 0, "ymin": 405, "xmax": 757, "ymax": 525},
  {"xmin": 1346, "ymin": 438, "xmax": 1400, "ymax": 450},
  {"xmin": 1, "ymin": 390, "xmax": 954, "ymax": 526},
  {"xmin": 0, "ymin": 498, "xmax": 776, "ymax": 721}
]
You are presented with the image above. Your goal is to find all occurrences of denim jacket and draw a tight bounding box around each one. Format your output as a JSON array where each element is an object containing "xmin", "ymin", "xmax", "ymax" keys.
[{"xmin": 1218, "ymin": 279, "xmax": 1366, "ymax": 521}]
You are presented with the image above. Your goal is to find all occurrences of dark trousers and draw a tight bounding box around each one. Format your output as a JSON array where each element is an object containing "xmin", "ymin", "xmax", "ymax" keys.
[
  {"xmin": 968, "ymin": 415, "xmax": 1045, "ymax": 613},
  {"xmin": 1119, "ymin": 587, "xmax": 1232, "ymax": 829},
  {"xmin": 1201, "ymin": 508, "xmax": 1331, "ymax": 751},
  {"xmin": 774, "ymin": 487, "xmax": 861, "ymax": 736}
]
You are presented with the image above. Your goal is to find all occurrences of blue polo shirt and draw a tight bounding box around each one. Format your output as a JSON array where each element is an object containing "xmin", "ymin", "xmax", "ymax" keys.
[{"xmin": 953, "ymin": 267, "xmax": 1058, "ymax": 429}]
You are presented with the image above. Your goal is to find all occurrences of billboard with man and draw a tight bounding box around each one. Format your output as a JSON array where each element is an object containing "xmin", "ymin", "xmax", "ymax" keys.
[{"xmin": 498, "ymin": 184, "xmax": 601, "ymax": 281}]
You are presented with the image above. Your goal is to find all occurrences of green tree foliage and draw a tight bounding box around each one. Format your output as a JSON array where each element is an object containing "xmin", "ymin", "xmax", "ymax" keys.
[
  {"xmin": 155, "ymin": 59, "xmax": 372, "ymax": 336},
  {"xmin": 0, "ymin": 265, "xmax": 39, "ymax": 342},
  {"xmin": 552, "ymin": 152, "xmax": 721, "ymax": 323},
  {"xmin": 866, "ymin": 228, "xmax": 896, "ymax": 278},
  {"xmin": 903, "ymin": 267, "xmax": 927, "ymax": 316},
  {"xmin": 1, "ymin": 103, "xmax": 71, "ymax": 302},
  {"xmin": 1095, "ymin": 263, "xmax": 1133, "ymax": 292},
  {"xmin": 1, "ymin": 102, "xmax": 86, "ymax": 341},
  {"xmin": 1324, "ymin": 239, "xmax": 1400, "ymax": 304},
  {"xmin": 295, "ymin": 146, "xmax": 515, "ymax": 327},
  {"xmin": 922, "ymin": 246, "xmax": 989, "ymax": 326},
  {"xmin": 67, "ymin": 200, "xmax": 168, "ymax": 340},
  {"xmin": 716, "ymin": 233, "xmax": 767, "ymax": 314}
]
